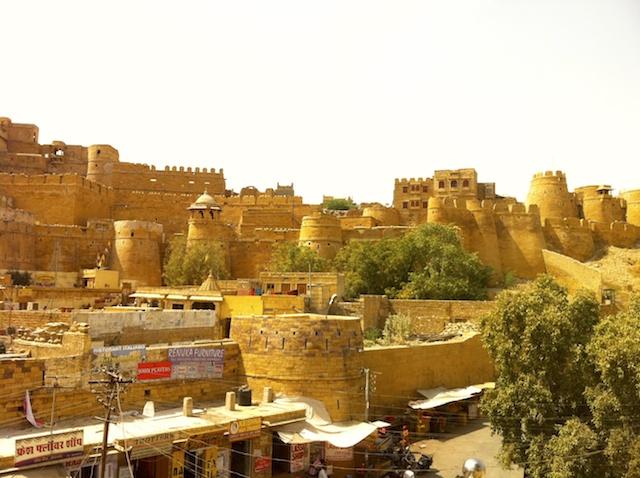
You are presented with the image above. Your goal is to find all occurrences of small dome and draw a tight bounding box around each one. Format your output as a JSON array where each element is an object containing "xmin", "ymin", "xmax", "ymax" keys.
[{"xmin": 189, "ymin": 190, "xmax": 221, "ymax": 210}]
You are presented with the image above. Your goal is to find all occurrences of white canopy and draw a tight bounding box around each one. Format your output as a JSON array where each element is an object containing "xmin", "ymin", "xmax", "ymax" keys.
[
  {"xmin": 409, "ymin": 383, "xmax": 495, "ymax": 410},
  {"xmin": 273, "ymin": 396, "xmax": 380, "ymax": 448}
]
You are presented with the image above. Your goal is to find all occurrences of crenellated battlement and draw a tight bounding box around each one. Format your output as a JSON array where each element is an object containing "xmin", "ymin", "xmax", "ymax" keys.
[
  {"xmin": 0, "ymin": 173, "xmax": 113, "ymax": 195},
  {"xmin": 395, "ymin": 177, "xmax": 428, "ymax": 184},
  {"xmin": 532, "ymin": 170, "xmax": 566, "ymax": 180}
]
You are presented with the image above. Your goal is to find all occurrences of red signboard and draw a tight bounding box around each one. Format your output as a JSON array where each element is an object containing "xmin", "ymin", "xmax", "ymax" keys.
[
  {"xmin": 254, "ymin": 456, "xmax": 271, "ymax": 473},
  {"xmin": 137, "ymin": 361, "xmax": 172, "ymax": 381}
]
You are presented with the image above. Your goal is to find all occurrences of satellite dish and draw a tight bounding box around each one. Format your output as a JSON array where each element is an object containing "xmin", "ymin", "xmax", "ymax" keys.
[{"xmin": 462, "ymin": 458, "xmax": 486, "ymax": 478}]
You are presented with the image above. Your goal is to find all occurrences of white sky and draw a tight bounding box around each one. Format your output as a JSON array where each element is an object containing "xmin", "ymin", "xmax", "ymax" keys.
[{"xmin": 2, "ymin": 0, "xmax": 640, "ymax": 204}]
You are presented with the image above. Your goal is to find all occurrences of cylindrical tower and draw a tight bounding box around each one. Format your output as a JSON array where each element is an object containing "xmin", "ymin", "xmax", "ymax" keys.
[
  {"xmin": 111, "ymin": 220, "xmax": 163, "ymax": 286},
  {"xmin": 622, "ymin": 189, "xmax": 640, "ymax": 227},
  {"xmin": 426, "ymin": 197, "xmax": 449, "ymax": 224},
  {"xmin": 467, "ymin": 199, "xmax": 503, "ymax": 283},
  {"xmin": 574, "ymin": 185, "xmax": 617, "ymax": 223},
  {"xmin": 361, "ymin": 204, "xmax": 401, "ymax": 226},
  {"xmin": 526, "ymin": 171, "xmax": 578, "ymax": 223},
  {"xmin": 186, "ymin": 191, "xmax": 235, "ymax": 271},
  {"xmin": 0, "ymin": 117, "xmax": 10, "ymax": 152},
  {"xmin": 86, "ymin": 144, "xmax": 119, "ymax": 187},
  {"xmin": 299, "ymin": 213, "xmax": 343, "ymax": 260},
  {"xmin": 231, "ymin": 314, "xmax": 364, "ymax": 422}
]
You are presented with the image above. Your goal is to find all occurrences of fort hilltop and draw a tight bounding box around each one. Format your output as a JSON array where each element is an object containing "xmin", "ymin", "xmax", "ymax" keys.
[{"xmin": 1, "ymin": 116, "xmax": 638, "ymax": 290}]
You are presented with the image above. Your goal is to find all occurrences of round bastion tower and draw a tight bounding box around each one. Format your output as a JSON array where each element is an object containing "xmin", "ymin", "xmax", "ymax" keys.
[
  {"xmin": 111, "ymin": 220, "xmax": 163, "ymax": 287},
  {"xmin": 86, "ymin": 144, "xmax": 119, "ymax": 187},
  {"xmin": 230, "ymin": 314, "xmax": 364, "ymax": 422},
  {"xmin": 299, "ymin": 213, "xmax": 343, "ymax": 260},
  {"xmin": 526, "ymin": 171, "xmax": 578, "ymax": 224},
  {"xmin": 186, "ymin": 191, "xmax": 236, "ymax": 270}
]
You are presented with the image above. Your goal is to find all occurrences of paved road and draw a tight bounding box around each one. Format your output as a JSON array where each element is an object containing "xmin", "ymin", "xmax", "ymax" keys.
[{"xmin": 410, "ymin": 420, "xmax": 523, "ymax": 478}]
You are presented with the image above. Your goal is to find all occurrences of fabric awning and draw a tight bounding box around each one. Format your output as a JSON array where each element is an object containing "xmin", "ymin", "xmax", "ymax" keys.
[
  {"xmin": 130, "ymin": 292, "xmax": 165, "ymax": 299},
  {"xmin": 189, "ymin": 295, "xmax": 223, "ymax": 302},
  {"xmin": 409, "ymin": 383, "xmax": 495, "ymax": 410},
  {"xmin": 277, "ymin": 421, "xmax": 377, "ymax": 448},
  {"xmin": 273, "ymin": 396, "xmax": 380, "ymax": 448}
]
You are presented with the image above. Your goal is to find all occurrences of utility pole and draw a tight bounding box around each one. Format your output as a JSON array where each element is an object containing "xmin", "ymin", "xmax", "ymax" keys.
[
  {"xmin": 89, "ymin": 365, "xmax": 134, "ymax": 478},
  {"xmin": 363, "ymin": 368, "xmax": 370, "ymax": 478}
]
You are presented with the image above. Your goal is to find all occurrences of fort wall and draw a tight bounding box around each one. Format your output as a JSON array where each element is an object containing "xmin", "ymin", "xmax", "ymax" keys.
[
  {"xmin": 541, "ymin": 249, "xmax": 602, "ymax": 297},
  {"xmin": 0, "ymin": 174, "xmax": 112, "ymax": 226},
  {"xmin": 33, "ymin": 221, "xmax": 114, "ymax": 272},
  {"xmin": 543, "ymin": 218, "xmax": 595, "ymax": 262},
  {"xmin": 362, "ymin": 334, "xmax": 494, "ymax": 413},
  {"xmin": 494, "ymin": 203, "xmax": 547, "ymax": 278}
]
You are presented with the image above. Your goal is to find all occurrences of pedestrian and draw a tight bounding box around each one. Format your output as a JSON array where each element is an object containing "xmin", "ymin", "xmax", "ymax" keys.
[{"xmin": 318, "ymin": 459, "xmax": 328, "ymax": 478}]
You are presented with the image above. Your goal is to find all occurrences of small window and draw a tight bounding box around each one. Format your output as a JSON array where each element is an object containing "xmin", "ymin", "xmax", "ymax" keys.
[
  {"xmin": 451, "ymin": 180, "xmax": 458, "ymax": 188},
  {"xmin": 422, "ymin": 201, "xmax": 428, "ymax": 208},
  {"xmin": 402, "ymin": 186, "xmax": 408, "ymax": 193},
  {"xmin": 462, "ymin": 179, "xmax": 470, "ymax": 188},
  {"xmin": 422, "ymin": 185, "xmax": 428, "ymax": 193},
  {"xmin": 402, "ymin": 201, "xmax": 409, "ymax": 209},
  {"xmin": 438, "ymin": 181, "xmax": 445, "ymax": 189}
]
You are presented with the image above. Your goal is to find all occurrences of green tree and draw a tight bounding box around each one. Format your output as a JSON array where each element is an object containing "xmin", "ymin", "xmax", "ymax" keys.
[
  {"xmin": 163, "ymin": 235, "xmax": 229, "ymax": 285},
  {"xmin": 268, "ymin": 242, "xmax": 331, "ymax": 272},
  {"xmin": 480, "ymin": 276, "xmax": 600, "ymax": 477},
  {"xmin": 323, "ymin": 197, "xmax": 356, "ymax": 210},
  {"xmin": 586, "ymin": 297, "xmax": 640, "ymax": 478},
  {"xmin": 334, "ymin": 223, "xmax": 491, "ymax": 299}
]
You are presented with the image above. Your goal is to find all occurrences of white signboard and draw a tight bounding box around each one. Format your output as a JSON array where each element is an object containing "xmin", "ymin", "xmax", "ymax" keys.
[{"xmin": 15, "ymin": 429, "xmax": 84, "ymax": 467}]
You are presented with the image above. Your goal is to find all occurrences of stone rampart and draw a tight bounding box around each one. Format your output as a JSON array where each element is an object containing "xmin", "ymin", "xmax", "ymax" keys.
[
  {"xmin": 362, "ymin": 334, "xmax": 494, "ymax": 413},
  {"xmin": 231, "ymin": 314, "xmax": 364, "ymax": 421}
]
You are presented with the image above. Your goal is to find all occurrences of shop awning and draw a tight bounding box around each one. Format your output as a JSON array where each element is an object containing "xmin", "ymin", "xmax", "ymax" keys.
[
  {"xmin": 276, "ymin": 421, "xmax": 377, "ymax": 448},
  {"xmin": 189, "ymin": 295, "xmax": 223, "ymax": 302},
  {"xmin": 273, "ymin": 396, "xmax": 381, "ymax": 448},
  {"xmin": 409, "ymin": 383, "xmax": 495, "ymax": 410}
]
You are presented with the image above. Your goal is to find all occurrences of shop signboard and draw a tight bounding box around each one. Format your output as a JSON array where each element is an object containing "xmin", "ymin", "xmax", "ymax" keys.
[
  {"xmin": 93, "ymin": 344, "xmax": 146, "ymax": 357},
  {"xmin": 168, "ymin": 348, "xmax": 224, "ymax": 379},
  {"xmin": 137, "ymin": 361, "xmax": 172, "ymax": 381},
  {"xmin": 114, "ymin": 432, "xmax": 174, "ymax": 460},
  {"xmin": 15, "ymin": 429, "xmax": 84, "ymax": 467},
  {"xmin": 228, "ymin": 417, "xmax": 262, "ymax": 442},
  {"xmin": 290, "ymin": 443, "xmax": 308, "ymax": 473},
  {"xmin": 254, "ymin": 456, "xmax": 271, "ymax": 473},
  {"xmin": 325, "ymin": 443, "xmax": 353, "ymax": 462}
]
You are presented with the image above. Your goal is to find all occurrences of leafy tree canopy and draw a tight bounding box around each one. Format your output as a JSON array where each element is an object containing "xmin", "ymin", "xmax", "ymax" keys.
[
  {"xmin": 163, "ymin": 236, "xmax": 229, "ymax": 286},
  {"xmin": 334, "ymin": 223, "xmax": 491, "ymax": 300},
  {"xmin": 267, "ymin": 242, "xmax": 331, "ymax": 273},
  {"xmin": 323, "ymin": 197, "xmax": 356, "ymax": 211},
  {"xmin": 482, "ymin": 276, "xmax": 640, "ymax": 478}
]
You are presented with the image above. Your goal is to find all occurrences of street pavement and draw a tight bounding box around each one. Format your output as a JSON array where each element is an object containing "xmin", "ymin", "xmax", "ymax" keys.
[{"xmin": 410, "ymin": 420, "xmax": 523, "ymax": 478}]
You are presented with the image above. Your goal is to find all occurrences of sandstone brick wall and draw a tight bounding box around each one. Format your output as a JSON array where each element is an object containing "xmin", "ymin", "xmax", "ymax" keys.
[
  {"xmin": 542, "ymin": 249, "xmax": 602, "ymax": 296},
  {"xmin": 0, "ymin": 174, "xmax": 112, "ymax": 226},
  {"xmin": 0, "ymin": 311, "xmax": 72, "ymax": 330},
  {"xmin": 74, "ymin": 309, "xmax": 225, "ymax": 345},
  {"xmin": 231, "ymin": 315, "xmax": 364, "ymax": 422},
  {"xmin": 0, "ymin": 342, "xmax": 243, "ymax": 427},
  {"xmin": 362, "ymin": 334, "xmax": 494, "ymax": 413},
  {"xmin": 353, "ymin": 296, "xmax": 495, "ymax": 334}
]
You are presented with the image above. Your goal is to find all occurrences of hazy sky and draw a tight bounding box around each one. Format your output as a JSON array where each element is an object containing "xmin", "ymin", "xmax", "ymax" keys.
[{"xmin": 2, "ymin": 0, "xmax": 640, "ymax": 204}]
